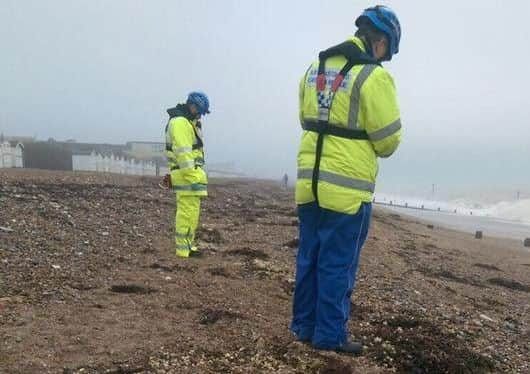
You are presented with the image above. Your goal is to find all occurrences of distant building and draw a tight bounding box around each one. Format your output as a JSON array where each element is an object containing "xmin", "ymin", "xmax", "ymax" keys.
[
  {"xmin": 10, "ymin": 137, "xmax": 172, "ymax": 176},
  {"xmin": 68, "ymin": 142, "xmax": 127, "ymax": 157},
  {"xmin": 3, "ymin": 135, "xmax": 36, "ymax": 144},
  {"xmin": 72, "ymin": 150, "xmax": 160, "ymax": 176},
  {"xmin": 0, "ymin": 141, "xmax": 24, "ymax": 168},
  {"xmin": 23, "ymin": 141, "xmax": 74, "ymax": 170},
  {"xmin": 125, "ymin": 141, "xmax": 165, "ymax": 160},
  {"xmin": 1, "ymin": 135, "xmax": 247, "ymax": 178},
  {"xmin": 124, "ymin": 141, "xmax": 168, "ymax": 175},
  {"xmin": 23, "ymin": 140, "xmax": 127, "ymax": 171}
]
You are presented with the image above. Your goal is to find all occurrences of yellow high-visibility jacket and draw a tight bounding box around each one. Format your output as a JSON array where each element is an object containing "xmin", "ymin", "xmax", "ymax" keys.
[
  {"xmin": 165, "ymin": 104, "xmax": 207, "ymax": 196},
  {"xmin": 296, "ymin": 36, "xmax": 402, "ymax": 214}
]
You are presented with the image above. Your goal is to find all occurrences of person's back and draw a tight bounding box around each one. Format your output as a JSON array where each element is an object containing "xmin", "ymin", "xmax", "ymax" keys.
[
  {"xmin": 291, "ymin": 5, "xmax": 403, "ymax": 354},
  {"xmin": 296, "ymin": 37, "xmax": 401, "ymax": 213}
]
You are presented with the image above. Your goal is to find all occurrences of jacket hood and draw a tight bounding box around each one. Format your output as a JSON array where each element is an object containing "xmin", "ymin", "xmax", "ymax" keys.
[{"xmin": 167, "ymin": 103, "xmax": 193, "ymax": 120}]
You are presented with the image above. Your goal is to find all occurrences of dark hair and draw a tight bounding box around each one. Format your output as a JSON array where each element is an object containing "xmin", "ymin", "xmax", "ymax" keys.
[{"xmin": 354, "ymin": 18, "xmax": 387, "ymax": 45}]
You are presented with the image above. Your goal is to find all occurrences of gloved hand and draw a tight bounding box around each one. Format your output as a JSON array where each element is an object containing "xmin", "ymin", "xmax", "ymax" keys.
[{"xmin": 159, "ymin": 174, "xmax": 172, "ymax": 189}]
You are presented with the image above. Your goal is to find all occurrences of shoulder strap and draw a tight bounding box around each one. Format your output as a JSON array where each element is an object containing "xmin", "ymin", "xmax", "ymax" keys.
[
  {"xmin": 316, "ymin": 41, "xmax": 380, "ymax": 93},
  {"xmin": 191, "ymin": 122, "xmax": 203, "ymax": 150}
]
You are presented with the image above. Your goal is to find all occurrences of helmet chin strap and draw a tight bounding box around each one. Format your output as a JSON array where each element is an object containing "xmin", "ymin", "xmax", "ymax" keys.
[{"xmin": 360, "ymin": 36, "xmax": 377, "ymax": 60}]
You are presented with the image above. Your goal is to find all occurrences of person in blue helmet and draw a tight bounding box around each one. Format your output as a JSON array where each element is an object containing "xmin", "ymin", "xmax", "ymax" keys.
[
  {"xmin": 164, "ymin": 91, "xmax": 211, "ymax": 258},
  {"xmin": 290, "ymin": 5, "xmax": 402, "ymax": 355}
]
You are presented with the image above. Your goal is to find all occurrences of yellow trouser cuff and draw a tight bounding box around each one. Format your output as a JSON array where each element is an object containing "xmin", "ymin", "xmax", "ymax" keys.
[{"xmin": 176, "ymin": 249, "xmax": 190, "ymax": 258}]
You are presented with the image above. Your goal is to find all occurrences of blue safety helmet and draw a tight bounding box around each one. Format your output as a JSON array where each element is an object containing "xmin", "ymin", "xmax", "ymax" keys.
[
  {"xmin": 187, "ymin": 91, "xmax": 210, "ymax": 115},
  {"xmin": 355, "ymin": 5, "xmax": 401, "ymax": 61}
]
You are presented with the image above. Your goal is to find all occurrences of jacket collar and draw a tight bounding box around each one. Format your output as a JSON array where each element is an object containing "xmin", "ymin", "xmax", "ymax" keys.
[{"xmin": 167, "ymin": 103, "xmax": 194, "ymax": 121}]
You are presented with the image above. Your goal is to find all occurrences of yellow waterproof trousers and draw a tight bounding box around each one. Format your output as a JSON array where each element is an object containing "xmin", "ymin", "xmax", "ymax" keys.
[{"xmin": 175, "ymin": 194, "xmax": 202, "ymax": 257}]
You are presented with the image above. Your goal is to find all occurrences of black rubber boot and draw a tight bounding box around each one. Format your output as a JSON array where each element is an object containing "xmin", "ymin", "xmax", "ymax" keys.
[
  {"xmin": 188, "ymin": 249, "xmax": 203, "ymax": 258},
  {"xmin": 335, "ymin": 341, "xmax": 363, "ymax": 355}
]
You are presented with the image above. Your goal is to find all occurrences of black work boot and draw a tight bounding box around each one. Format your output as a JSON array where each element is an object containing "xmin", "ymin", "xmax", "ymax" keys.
[
  {"xmin": 335, "ymin": 341, "xmax": 363, "ymax": 355},
  {"xmin": 188, "ymin": 249, "xmax": 203, "ymax": 258}
]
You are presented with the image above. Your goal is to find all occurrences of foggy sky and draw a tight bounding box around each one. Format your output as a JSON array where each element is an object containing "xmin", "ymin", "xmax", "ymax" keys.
[{"xmin": 1, "ymin": 1, "xmax": 529, "ymax": 195}]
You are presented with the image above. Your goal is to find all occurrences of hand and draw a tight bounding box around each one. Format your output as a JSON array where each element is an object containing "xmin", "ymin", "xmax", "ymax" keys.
[{"xmin": 159, "ymin": 174, "xmax": 172, "ymax": 190}]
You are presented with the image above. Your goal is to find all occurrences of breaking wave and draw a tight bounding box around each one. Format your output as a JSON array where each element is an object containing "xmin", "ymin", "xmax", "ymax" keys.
[
  {"xmin": 375, "ymin": 193, "xmax": 530, "ymax": 225},
  {"xmin": 477, "ymin": 199, "xmax": 530, "ymax": 224}
]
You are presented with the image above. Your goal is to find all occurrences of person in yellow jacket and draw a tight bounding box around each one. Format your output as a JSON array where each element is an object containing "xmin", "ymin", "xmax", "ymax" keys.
[
  {"xmin": 164, "ymin": 91, "xmax": 210, "ymax": 258},
  {"xmin": 291, "ymin": 6, "xmax": 402, "ymax": 354}
]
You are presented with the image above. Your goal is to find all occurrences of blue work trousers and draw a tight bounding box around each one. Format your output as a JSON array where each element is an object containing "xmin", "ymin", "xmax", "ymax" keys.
[{"xmin": 290, "ymin": 201, "xmax": 371, "ymax": 349}]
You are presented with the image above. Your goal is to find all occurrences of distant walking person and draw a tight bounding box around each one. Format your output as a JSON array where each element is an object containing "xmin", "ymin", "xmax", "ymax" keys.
[
  {"xmin": 281, "ymin": 173, "xmax": 289, "ymax": 189},
  {"xmin": 164, "ymin": 92, "xmax": 210, "ymax": 258},
  {"xmin": 291, "ymin": 6, "xmax": 403, "ymax": 354}
]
